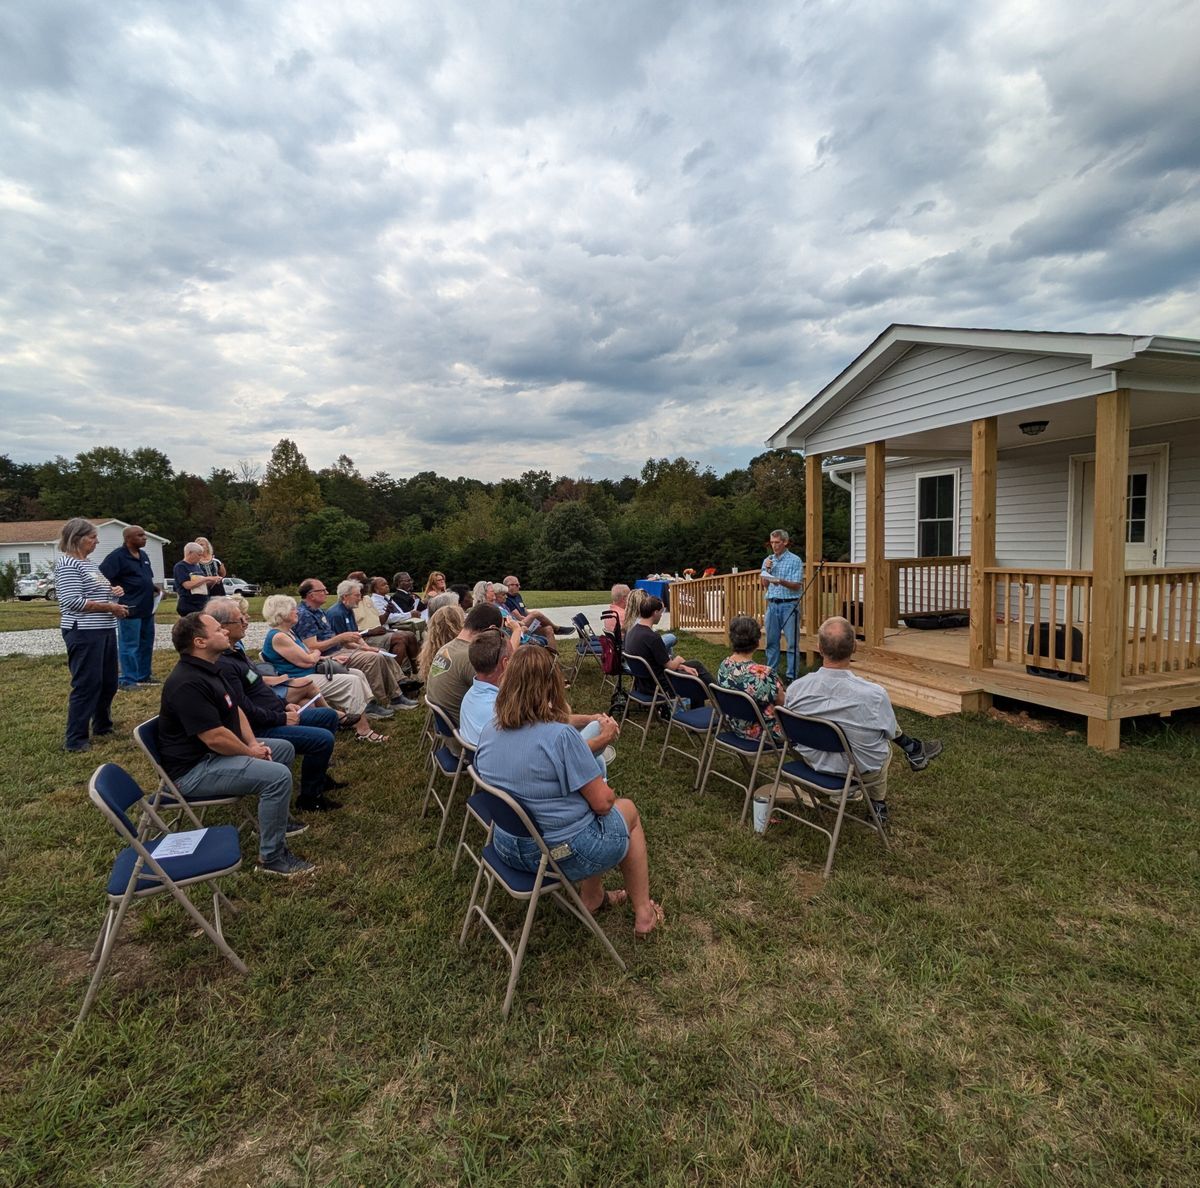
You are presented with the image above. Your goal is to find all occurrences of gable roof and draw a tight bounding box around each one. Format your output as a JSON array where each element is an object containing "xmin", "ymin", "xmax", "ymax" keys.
[
  {"xmin": 0, "ymin": 518, "xmax": 170, "ymax": 545},
  {"xmin": 766, "ymin": 324, "xmax": 1200, "ymax": 453}
]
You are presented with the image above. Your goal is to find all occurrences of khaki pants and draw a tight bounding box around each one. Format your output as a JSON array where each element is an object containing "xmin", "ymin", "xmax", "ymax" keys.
[
  {"xmin": 336, "ymin": 648, "xmax": 400, "ymax": 704},
  {"xmin": 312, "ymin": 670, "xmax": 371, "ymax": 719}
]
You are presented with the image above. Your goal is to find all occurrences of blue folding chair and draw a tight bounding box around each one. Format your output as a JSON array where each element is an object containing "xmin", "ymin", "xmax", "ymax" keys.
[
  {"xmin": 453, "ymin": 774, "xmax": 498, "ymax": 876},
  {"xmin": 567, "ymin": 613, "xmax": 606, "ymax": 682},
  {"xmin": 618, "ymin": 653, "xmax": 668, "ymax": 751},
  {"xmin": 459, "ymin": 766, "xmax": 626, "ymax": 1019},
  {"xmin": 134, "ymin": 716, "xmax": 256, "ymax": 834},
  {"xmin": 76, "ymin": 764, "xmax": 246, "ymax": 1030},
  {"xmin": 697, "ymin": 684, "xmax": 781, "ymax": 824},
  {"xmin": 764, "ymin": 706, "xmax": 889, "ymax": 878},
  {"xmin": 658, "ymin": 669, "xmax": 716, "ymax": 787},
  {"xmin": 421, "ymin": 701, "xmax": 475, "ymax": 848}
]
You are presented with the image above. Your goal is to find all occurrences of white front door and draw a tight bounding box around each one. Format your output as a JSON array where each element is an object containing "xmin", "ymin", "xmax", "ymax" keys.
[{"xmin": 1073, "ymin": 446, "xmax": 1167, "ymax": 570}]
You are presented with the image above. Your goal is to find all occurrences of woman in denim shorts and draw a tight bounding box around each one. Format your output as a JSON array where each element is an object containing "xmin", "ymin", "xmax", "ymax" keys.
[{"xmin": 474, "ymin": 647, "xmax": 665, "ymax": 937}]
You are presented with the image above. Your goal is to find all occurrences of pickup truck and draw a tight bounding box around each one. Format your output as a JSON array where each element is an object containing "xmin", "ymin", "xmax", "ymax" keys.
[{"xmin": 160, "ymin": 577, "xmax": 260, "ymax": 598}]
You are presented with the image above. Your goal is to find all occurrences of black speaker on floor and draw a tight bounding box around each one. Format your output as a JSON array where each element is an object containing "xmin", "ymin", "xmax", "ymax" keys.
[{"xmin": 1025, "ymin": 623, "xmax": 1086, "ymax": 682}]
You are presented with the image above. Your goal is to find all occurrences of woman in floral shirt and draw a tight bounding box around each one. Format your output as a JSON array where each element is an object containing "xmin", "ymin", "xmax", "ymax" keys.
[{"xmin": 716, "ymin": 615, "xmax": 786, "ymax": 745}]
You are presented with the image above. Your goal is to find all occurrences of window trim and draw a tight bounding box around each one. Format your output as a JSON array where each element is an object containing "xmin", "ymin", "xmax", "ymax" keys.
[
  {"xmin": 913, "ymin": 468, "xmax": 960, "ymax": 558},
  {"xmin": 17, "ymin": 551, "xmax": 32, "ymax": 576}
]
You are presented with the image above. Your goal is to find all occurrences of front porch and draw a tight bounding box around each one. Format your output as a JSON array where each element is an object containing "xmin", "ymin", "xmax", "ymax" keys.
[{"xmin": 671, "ymin": 550, "xmax": 1200, "ymax": 747}]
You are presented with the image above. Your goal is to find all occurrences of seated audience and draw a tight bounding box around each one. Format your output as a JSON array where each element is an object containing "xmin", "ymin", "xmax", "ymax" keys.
[
  {"xmin": 158, "ymin": 612, "xmax": 313, "ymax": 877},
  {"xmin": 425, "ymin": 603, "xmax": 507, "ymax": 722},
  {"xmin": 261, "ymin": 594, "xmax": 388, "ymax": 743},
  {"xmin": 624, "ymin": 596, "xmax": 712, "ymax": 708},
  {"xmin": 459, "ymin": 630, "xmax": 619, "ymax": 773},
  {"xmin": 386, "ymin": 572, "xmax": 427, "ymax": 635},
  {"xmin": 297, "ymin": 578, "xmax": 418, "ymax": 712},
  {"xmin": 607, "ymin": 584, "xmax": 631, "ymax": 634},
  {"xmin": 783, "ymin": 617, "xmax": 943, "ymax": 825},
  {"xmin": 450, "ymin": 583, "xmax": 473, "ymax": 611},
  {"xmin": 502, "ymin": 575, "xmax": 574, "ymax": 636},
  {"xmin": 475, "ymin": 646, "xmax": 663, "ymax": 936},
  {"xmin": 426, "ymin": 591, "xmax": 461, "ymax": 615},
  {"xmin": 335, "ymin": 577, "xmax": 423, "ymax": 682},
  {"xmin": 472, "ymin": 580, "xmax": 556, "ymax": 649},
  {"xmin": 624, "ymin": 587, "xmax": 676, "ymax": 653},
  {"xmin": 716, "ymin": 615, "xmax": 785, "ymax": 745},
  {"xmin": 173, "ymin": 541, "xmax": 223, "ymax": 615},
  {"xmin": 207, "ymin": 598, "xmax": 343, "ymax": 812}
]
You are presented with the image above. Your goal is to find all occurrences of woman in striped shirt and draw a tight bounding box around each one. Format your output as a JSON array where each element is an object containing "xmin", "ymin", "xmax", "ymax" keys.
[{"xmin": 54, "ymin": 518, "xmax": 129, "ymax": 752}]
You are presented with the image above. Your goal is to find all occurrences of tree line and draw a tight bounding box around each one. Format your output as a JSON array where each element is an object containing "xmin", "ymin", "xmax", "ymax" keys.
[{"xmin": 0, "ymin": 443, "xmax": 850, "ymax": 590}]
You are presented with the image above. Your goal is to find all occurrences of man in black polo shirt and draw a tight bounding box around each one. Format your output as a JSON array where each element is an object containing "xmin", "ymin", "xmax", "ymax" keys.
[
  {"xmin": 158, "ymin": 612, "xmax": 314, "ymax": 877},
  {"xmin": 624, "ymin": 596, "xmax": 714, "ymax": 709},
  {"xmin": 99, "ymin": 524, "xmax": 162, "ymax": 690}
]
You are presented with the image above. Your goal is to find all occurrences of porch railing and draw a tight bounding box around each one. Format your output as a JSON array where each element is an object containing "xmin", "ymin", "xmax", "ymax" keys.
[
  {"xmin": 890, "ymin": 556, "xmax": 970, "ymax": 619},
  {"xmin": 669, "ymin": 571, "xmax": 762, "ymax": 634},
  {"xmin": 1124, "ymin": 569, "xmax": 1200, "ymax": 675},
  {"xmin": 987, "ymin": 568, "xmax": 1093, "ymax": 678}
]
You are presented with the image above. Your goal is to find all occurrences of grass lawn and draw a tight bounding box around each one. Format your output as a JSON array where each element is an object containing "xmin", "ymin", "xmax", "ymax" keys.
[
  {"xmin": 1, "ymin": 631, "xmax": 1198, "ymax": 1184},
  {"xmin": 0, "ymin": 591, "xmax": 608, "ymax": 632}
]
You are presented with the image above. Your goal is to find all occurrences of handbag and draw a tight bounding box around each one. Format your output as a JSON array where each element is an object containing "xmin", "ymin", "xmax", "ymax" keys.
[{"xmin": 315, "ymin": 657, "xmax": 350, "ymax": 677}]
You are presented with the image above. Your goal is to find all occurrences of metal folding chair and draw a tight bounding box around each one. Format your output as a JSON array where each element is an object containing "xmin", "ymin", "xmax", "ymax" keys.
[
  {"xmin": 133, "ymin": 717, "xmax": 257, "ymax": 834},
  {"xmin": 453, "ymin": 766, "xmax": 497, "ymax": 875},
  {"xmin": 658, "ymin": 669, "xmax": 716, "ymax": 787},
  {"xmin": 566, "ymin": 613, "xmax": 606, "ymax": 683},
  {"xmin": 458, "ymin": 766, "xmax": 626, "ymax": 1019},
  {"xmin": 421, "ymin": 702, "xmax": 475, "ymax": 848},
  {"xmin": 618, "ymin": 653, "xmax": 668, "ymax": 751},
  {"xmin": 76, "ymin": 763, "xmax": 246, "ymax": 1031},
  {"xmin": 764, "ymin": 706, "xmax": 889, "ymax": 878},
  {"xmin": 697, "ymin": 684, "xmax": 782, "ymax": 824}
]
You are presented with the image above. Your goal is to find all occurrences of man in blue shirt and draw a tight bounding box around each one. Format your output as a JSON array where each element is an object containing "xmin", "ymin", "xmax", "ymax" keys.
[
  {"xmin": 99, "ymin": 524, "xmax": 162, "ymax": 689},
  {"xmin": 760, "ymin": 528, "xmax": 805, "ymax": 680}
]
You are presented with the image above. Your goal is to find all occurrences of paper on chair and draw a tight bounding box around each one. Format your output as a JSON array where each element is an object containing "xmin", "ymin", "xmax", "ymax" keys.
[{"xmin": 153, "ymin": 828, "xmax": 207, "ymax": 860}]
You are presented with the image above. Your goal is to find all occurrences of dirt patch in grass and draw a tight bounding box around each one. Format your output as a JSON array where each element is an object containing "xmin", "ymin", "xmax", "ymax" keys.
[{"xmin": 173, "ymin": 1134, "xmax": 293, "ymax": 1188}]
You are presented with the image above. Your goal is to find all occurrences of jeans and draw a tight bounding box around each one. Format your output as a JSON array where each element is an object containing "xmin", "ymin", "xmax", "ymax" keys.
[
  {"xmin": 493, "ymin": 809, "xmax": 630, "ymax": 882},
  {"xmin": 259, "ymin": 718, "xmax": 336, "ymax": 800},
  {"xmin": 173, "ymin": 740, "xmax": 296, "ymax": 862},
  {"xmin": 765, "ymin": 600, "xmax": 800, "ymax": 679},
  {"xmin": 117, "ymin": 614, "xmax": 156, "ymax": 686},
  {"xmin": 63, "ymin": 627, "xmax": 118, "ymax": 748}
]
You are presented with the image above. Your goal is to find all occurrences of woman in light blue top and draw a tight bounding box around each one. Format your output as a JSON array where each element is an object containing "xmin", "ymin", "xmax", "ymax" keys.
[
  {"xmin": 475, "ymin": 646, "xmax": 664, "ymax": 936},
  {"xmin": 54, "ymin": 517, "xmax": 129, "ymax": 752}
]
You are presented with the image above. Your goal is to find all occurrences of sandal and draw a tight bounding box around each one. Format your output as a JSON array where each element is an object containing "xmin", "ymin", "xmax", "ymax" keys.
[
  {"xmin": 586, "ymin": 888, "xmax": 628, "ymax": 916},
  {"xmin": 354, "ymin": 730, "xmax": 389, "ymax": 744},
  {"xmin": 634, "ymin": 900, "xmax": 665, "ymax": 938}
]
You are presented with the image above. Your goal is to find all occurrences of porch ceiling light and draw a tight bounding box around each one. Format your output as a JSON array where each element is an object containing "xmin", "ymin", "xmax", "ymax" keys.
[{"xmin": 1019, "ymin": 420, "xmax": 1049, "ymax": 436}]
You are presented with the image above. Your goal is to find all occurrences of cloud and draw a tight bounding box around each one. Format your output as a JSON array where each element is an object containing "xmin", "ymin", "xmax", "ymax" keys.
[{"xmin": 0, "ymin": 0, "xmax": 1198, "ymax": 483}]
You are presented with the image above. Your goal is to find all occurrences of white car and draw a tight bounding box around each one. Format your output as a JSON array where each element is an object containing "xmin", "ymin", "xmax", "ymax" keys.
[
  {"xmin": 16, "ymin": 574, "xmax": 56, "ymax": 601},
  {"xmin": 223, "ymin": 577, "xmax": 261, "ymax": 597}
]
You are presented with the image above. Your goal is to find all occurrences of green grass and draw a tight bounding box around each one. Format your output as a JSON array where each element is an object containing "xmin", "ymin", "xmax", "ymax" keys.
[
  {"xmin": 0, "ymin": 591, "xmax": 608, "ymax": 632},
  {"xmin": 1, "ymin": 633, "xmax": 1198, "ymax": 1185}
]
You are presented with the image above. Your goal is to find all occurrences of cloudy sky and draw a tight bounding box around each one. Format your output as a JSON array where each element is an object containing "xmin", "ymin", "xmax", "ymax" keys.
[{"xmin": 2, "ymin": 0, "xmax": 1198, "ymax": 482}]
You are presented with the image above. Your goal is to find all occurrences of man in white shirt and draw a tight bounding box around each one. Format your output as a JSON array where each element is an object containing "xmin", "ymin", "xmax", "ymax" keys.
[{"xmin": 783, "ymin": 617, "xmax": 942, "ymax": 824}]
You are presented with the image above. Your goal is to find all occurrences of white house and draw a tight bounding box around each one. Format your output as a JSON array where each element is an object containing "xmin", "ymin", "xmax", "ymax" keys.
[
  {"xmin": 0, "ymin": 519, "xmax": 170, "ymax": 585},
  {"xmin": 672, "ymin": 325, "xmax": 1200, "ymax": 750}
]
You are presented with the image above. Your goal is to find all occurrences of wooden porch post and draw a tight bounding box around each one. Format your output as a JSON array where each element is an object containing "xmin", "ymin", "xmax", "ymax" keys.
[
  {"xmin": 1087, "ymin": 388, "xmax": 1130, "ymax": 751},
  {"xmin": 968, "ymin": 417, "xmax": 997, "ymax": 683},
  {"xmin": 864, "ymin": 441, "xmax": 887, "ymax": 646},
  {"xmin": 804, "ymin": 451, "xmax": 823, "ymax": 663}
]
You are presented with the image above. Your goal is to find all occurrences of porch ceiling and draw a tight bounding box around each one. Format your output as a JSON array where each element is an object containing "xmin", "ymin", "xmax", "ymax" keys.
[{"xmin": 830, "ymin": 387, "xmax": 1199, "ymax": 459}]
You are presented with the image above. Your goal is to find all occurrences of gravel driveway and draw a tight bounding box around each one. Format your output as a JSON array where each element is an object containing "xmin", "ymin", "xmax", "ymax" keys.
[{"xmin": 0, "ymin": 622, "xmax": 269, "ymax": 658}]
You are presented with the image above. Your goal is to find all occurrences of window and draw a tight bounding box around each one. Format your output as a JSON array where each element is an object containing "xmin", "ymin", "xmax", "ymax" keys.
[
  {"xmin": 17, "ymin": 552, "xmax": 31, "ymax": 575},
  {"xmin": 1125, "ymin": 472, "xmax": 1148, "ymax": 544},
  {"xmin": 917, "ymin": 473, "xmax": 956, "ymax": 557}
]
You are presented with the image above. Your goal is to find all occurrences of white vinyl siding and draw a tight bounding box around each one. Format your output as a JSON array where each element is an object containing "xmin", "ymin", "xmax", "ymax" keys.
[
  {"xmin": 844, "ymin": 425, "xmax": 1200, "ymax": 567},
  {"xmin": 807, "ymin": 345, "xmax": 1115, "ymax": 455}
]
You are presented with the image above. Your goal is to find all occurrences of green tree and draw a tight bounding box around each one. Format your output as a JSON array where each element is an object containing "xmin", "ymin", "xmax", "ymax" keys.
[
  {"xmin": 256, "ymin": 439, "xmax": 322, "ymax": 542},
  {"xmin": 530, "ymin": 502, "xmax": 609, "ymax": 589},
  {"xmin": 290, "ymin": 507, "xmax": 371, "ymax": 579}
]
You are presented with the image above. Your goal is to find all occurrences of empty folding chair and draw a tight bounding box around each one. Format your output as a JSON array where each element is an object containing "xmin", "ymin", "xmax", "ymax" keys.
[
  {"xmin": 762, "ymin": 706, "xmax": 889, "ymax": 877},
  {"xmin": 421, "ymin": 702, "xmax": 475, "ymax": 848},
  {"xmin": 697, "ymin": 684, "xmax": 781, "ymax": 824},
  {"xmin": 567, "ymin": 613, "xmax": 606, "ymax": 683},
  {"xmin": 618, "ymin": 653, "xmax": 669, "ymax": 751},
  {"xmin": 133, "ymin": 716, "xmax": 256, "ymax": 834},
  {"xmin": 76, "ymin": 763, "xmax": 246, "ymax": 1030},
  {"xmin": 658, "ymin": 669, "xmax": 716, "ymax": 787},
  {"xmin": 459, "ymin": 766, "xmax": 626, "ymax": 1019}
]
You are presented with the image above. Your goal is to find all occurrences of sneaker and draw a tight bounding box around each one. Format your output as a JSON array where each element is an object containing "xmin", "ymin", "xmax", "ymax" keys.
[
  {"xmin": 297, "ymin": 794, "xmax": 343, "ymax": 812},
  {"xmin": 553, "ymin": 624, "xmax": 576, "ymax": 635},
  {"xmin": 138, "ymin": 677, "xmax": 162, "ymax": 686},
  {"xmin": 285, "ymin": 817, "xmax": 309, "ymax": 837},
  {"xmin": 905, "ymin": 739, "xmax": 943, "ymax": 771},
  {"xmin": 365, "ymin": 703, "xmax": 395, "ymax": 718},
  {"xmin": 871, "ymin": 799, "xmax": 890, "ymax": 826},
  {"xmin": 600, "ymin": 745, "xmax": 617, "ymax": 767},
  {"xmin": 64, "ymin": 741, "xmax": 92, "ymax": 753},
  {"xmin": 390, "ymin": 694, "xmax": 420, "ymax": 711},
  {"xmin": 256, "ymin": 848, "xmax": 316, "ymax": 877},
  {"xmin": 117, "ymin": 683, "xmax": 139, "ymax": 693}
]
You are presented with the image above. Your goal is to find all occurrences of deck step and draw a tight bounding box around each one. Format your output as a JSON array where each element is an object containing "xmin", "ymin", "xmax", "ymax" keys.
[{"xmin": 849, "ymin": 651, "xmax": 985, "ymax": 717}]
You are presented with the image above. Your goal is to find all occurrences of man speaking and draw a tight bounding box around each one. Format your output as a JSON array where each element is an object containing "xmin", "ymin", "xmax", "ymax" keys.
[{"xmin": 760, "ymin": 529, "xmax": 804, "ymax": 680}]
